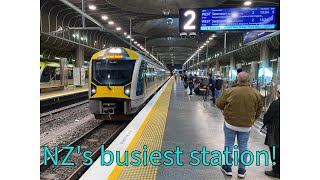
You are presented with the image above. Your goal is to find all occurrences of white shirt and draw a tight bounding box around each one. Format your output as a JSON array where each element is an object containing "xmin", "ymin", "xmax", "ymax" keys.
[{"xmin": 225, "ymin": 122, "xmax": 251, "ymax": 132}]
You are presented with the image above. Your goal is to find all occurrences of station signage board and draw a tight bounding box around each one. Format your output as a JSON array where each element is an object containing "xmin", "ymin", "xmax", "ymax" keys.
[
  {"xmin": 179, "ymin": 7, "xmax": 279, "ymax": 32},
  {"xmin": 243, "ymin": 31, "xmax": 273, "ymax": 45}
]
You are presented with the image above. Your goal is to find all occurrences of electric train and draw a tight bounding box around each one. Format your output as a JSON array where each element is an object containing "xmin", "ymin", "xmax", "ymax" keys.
[
  {"xmin": 88, "ymin": 47, "xmax": 171, "ymax": 120},
  {"xmin": 40, "ymin": 61, "xmax": 88, "ymax": 88}
]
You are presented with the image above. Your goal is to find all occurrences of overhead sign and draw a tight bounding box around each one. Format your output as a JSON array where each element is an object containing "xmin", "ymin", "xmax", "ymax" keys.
[
  {"xmin": 179, "ymin": 9, "xmax": 200, "ymax": 32},
  {"xmin": 243, "ymin": 31, "xmax": 272, "ymax": 44},
  {"xmin": 179, "ymin": 7, "xmax": 278, "ymax": 32}
]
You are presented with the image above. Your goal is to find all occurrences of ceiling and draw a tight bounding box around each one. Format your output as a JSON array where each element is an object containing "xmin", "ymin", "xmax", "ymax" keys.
[{"xmin": 40, "ymin": 0, "xmax": 280, "ymax": 69}]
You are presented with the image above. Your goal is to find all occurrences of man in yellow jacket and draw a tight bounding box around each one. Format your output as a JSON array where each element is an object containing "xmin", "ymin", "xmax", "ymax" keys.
[{"xmin": 216, "ymin": 72, "xmax": 263, "ymax": 178}]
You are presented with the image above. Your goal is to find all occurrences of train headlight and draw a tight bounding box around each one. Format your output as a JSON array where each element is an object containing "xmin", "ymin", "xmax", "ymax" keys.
[
  {"xmin": 124, "ymin": 85, "xmax": 131, "ymax": 97},
  {"xmin": 91, "ymin": 84, "xmax": 96, "ymax": 96}
]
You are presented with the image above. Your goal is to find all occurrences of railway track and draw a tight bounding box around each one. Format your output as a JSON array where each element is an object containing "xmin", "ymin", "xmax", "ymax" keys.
[
  {"xmin": 40, "ymin": 100, "xmax": 88, "ymax": 126},
  {"xmin": 41, "ymin": 100, "xmax": 88, "ymax": 118},
  {"xmin": 40, "ymin": 122, "xmax": 127, "ymax": 179}
]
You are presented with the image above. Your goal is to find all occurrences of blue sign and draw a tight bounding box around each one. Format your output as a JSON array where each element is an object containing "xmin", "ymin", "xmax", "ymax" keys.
[
  {"xmin": 243, "ymin": 31, "xmax": 272, "ymax": 44},
  {"xmin": 200, "ymin": 7, "xmax": 277, "ymax": 31}
]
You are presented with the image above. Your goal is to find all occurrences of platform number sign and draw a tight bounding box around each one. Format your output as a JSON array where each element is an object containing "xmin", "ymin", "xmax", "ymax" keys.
[{"xmin": 179, "ymin": 9, "xmax": 200, "ymax": 32}]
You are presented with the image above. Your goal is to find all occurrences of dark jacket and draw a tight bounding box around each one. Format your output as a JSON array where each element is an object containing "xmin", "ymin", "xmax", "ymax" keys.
[
  {"xmin": 216, "ymin": 83, "xmax": 263, "ymax": 127},
  {"xmin": 263, "ymin": 98, "xmax": 280, "ymax": 147},
  {"xmin": 188, "ymin": 76, "xmax": 194, "ymax": 85},
  {"xmin": 208, "ymin": 77, "xmax": 215, "ymax": 90},
  {"xmin": 183, "ymin": 75, "xmax": 188, "ymax": 82}
]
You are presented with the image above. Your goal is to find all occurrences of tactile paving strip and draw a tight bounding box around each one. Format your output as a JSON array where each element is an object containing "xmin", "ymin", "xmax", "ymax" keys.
[{"xmin": 111, "ymin": 79, "xmax": 173, "ymax": 180}]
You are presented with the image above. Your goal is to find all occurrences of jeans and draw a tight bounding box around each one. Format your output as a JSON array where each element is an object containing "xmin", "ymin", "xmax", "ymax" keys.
[
  {"xmin": 215, "ymin": 90, "xmax": 221, "ymax": 99},
  {"xmin": 224, "ymin": 123, "xmax": 251, "ymax": 170}
]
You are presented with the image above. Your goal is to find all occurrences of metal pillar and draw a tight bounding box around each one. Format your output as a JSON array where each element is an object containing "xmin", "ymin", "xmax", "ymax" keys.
[
  {"xmin": 250, "ymin": 61, "xmax": 258, "ymax": 82},
  {"xmin": 82, "ymin": 0, "xmax": 85, "ymax": 27},
  {"xmin": 226, "ymin": 65, "xmax": 230, "ymax": 80},
  {"xmin": 230, "ymin": 55, "xmax": 235, "ymax": 70},
  {"xmin": 145, "ymin": 37, "xmax": 147, "ymax": 49},
  {"xmin": 76, "ymin": 45, "xmax": 84, "ymax": 67},
  {"xmin": 206, "ymin": 45, "xmax": 208, "ymax": 60},
  {"xmin": 260, "ymin": 41, "xmax": 270, "ymax": 68},
  {"xmin": 275, "ymin": 57, "xmax": 280, "ymax": 84},
  {"xmin": 60, "ymin": 58, "xmax": 68, "ymax": 87},
  {"xmin": 215, "ymin": 60, "xmax": 219, "ymax": 71},
  {"xmin": 197, "ymin": 51, "xmax": 200, "ymax": 70},
  {"xmin": 130, "ymin": 18, "xmax": 132, "ymax": 49},
  {"xmin": 224, "ymin": 32, "xmax": 227, "ymax": 54}
]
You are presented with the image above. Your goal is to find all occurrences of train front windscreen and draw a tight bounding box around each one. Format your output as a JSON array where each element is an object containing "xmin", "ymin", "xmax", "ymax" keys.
[{"xmin": 92, "ymin": 60, "xmax": 135, "ymax": 86}]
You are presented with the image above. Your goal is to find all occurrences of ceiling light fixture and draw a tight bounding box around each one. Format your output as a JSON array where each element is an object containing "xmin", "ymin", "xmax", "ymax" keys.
[
  {"xmin": 209, "ymin": 37, "xmax": 213, "ymax": 40},
  {"xmin": 101, "ymin": 15, "xmax": 108, "ymax": 20},
  {"xmin": 89, "ymin": 5, "xmax": 96, "ymax": 10},
  {"xmin": 108, "ymin": 21, "xmax": 114, "ymax": 25},
  {"xmin": 116, "ymin": 27, "xmax": 121, "ymax": 31},
  {"xmin": 124, "ymin": 32, "xmax": 127, "ymax": 35},
  {"xmin": 206, "ymin": 41, "xmax": 209, "ymax": 43},
  {"xmin": 244, "ymin": 1, "xmax": 252, "ymax": 6}
]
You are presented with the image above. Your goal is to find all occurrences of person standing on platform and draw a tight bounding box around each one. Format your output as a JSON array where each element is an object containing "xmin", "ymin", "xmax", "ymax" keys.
[
  {"xmin": 183, "ymin": 73, "xmax": 188, "ymax": 89},
  {"xmin": 208, "ymin": 73, "xmax": 216, "ymax": 103},
  {"xmin": 188, "ymin": 74, "xmax": 194, "ymax": 95},
  {"xmin": 215, "ymin": 75, "xmax": 223, "ymax": 99},
  {"xmin": 263, "ymin": 85, "xmax": 280, "ymax": 178},
  {"xmin": 216, "ymin": 72, "xmax": 263, "ymax": 178}
]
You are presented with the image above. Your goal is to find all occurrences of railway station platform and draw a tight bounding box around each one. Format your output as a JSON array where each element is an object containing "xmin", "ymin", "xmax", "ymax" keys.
[
  {"xmin": 40, "ymin": 85, "xmax": 88, "ymax": 101},
  {"xmin": 81, "ymin": 77, "xmax": 275, "ymax": 180}
]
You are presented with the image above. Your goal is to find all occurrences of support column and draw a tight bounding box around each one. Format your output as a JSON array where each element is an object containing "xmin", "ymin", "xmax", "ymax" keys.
[
  {"xmin": 215, "ymin": 59, "xmax": 220, "ymax": 72},
  {"xmin": 197, "ymin": 51, "xmax": 200, "ymax": 70},
  {"xmin": 250, "ymin": 61, "xmax": 258, "ymax": 82},
  {"xmin": 60, "ymin": 58, "xmax": 68, "ymax": 87},
  {"xmin": 207, "ymin": 63, "xmax": 210, "ymax": 76},
  {"xmin": 224, "ymin": 33, "xmax": 227, "ymax": 54},
  {"xmin": 275, "ymin": 57, "xmax": 280, "ymax": 84},
  {"xmin": 230, "ymin": 55, "xmax": 235, "ymax": 70},
  {"xmin": 75, "ymin": 45, "xmax": 84, "ymax": 67},
  {"xmin": 260, "ymin": 41, "xmax": 270, "ymax": 68},
  {"xmin": 226, "ymin": 65, "xmax": 230, "ymax": 80},
  {"xmin": 130, "ymin": 18, "xmax": 132, "ymax": 49}
]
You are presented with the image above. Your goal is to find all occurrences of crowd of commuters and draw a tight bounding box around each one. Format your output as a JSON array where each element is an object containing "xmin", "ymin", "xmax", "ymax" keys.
[{"xmin": 180, "ymin": 69, "xmax": 280, "ymax": 178}]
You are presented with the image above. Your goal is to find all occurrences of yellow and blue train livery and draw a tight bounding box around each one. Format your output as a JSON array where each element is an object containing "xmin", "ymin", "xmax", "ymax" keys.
[{"xmin": 89, "ymin": 47, "xmax": 170, "ymax": 120}]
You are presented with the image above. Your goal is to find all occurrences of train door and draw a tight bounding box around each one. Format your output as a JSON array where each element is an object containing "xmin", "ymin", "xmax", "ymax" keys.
[{"xmin": 136, "ymin": 60, "xmax": 145, "ymax": 97}]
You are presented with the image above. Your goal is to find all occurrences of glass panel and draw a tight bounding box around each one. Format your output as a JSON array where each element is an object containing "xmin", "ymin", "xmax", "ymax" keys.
[{"xmin": 92, "ymin": 60, "xmax": 135, "ymax": 86}]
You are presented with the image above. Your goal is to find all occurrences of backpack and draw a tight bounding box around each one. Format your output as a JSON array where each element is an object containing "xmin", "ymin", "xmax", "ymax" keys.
[{"xmin": 215, "ymin": 79, "xmax": 223, "ymax": 90}]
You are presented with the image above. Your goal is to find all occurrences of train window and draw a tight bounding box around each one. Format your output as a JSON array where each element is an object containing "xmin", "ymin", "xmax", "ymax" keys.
[
  {"xmin": 85, "ymin": 70, "xmax": 88, "ymax": 79},
  {"xmin": 55, "ymin": 68, "xmax": 60, "ymax": 80},
  {"xmin": 68, "ymin": 70, "xmax": 73, "ymax": 79},
  {"xmin": 41, "ymin": 66, "xmax": 56, "ymax": 82},
  {"xmin": 136, "ymin": 61, "xmax": 145, "ymax": 96},
  {"xmin": 92, "ymin": 60, "xmax": 135, "ymax": 86}
]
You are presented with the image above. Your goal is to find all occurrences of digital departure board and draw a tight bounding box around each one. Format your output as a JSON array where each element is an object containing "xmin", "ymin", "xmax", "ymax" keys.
[
  {"xmin": 179, "ymin": 7, "xmax": 278, "ymax": 32},
  {"xmin": 200, "ymin": 7, "xmax": 276, "ymax": 30}
]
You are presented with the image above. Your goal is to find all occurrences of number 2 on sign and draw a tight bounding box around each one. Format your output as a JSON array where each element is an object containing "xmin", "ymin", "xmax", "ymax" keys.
[{"xmin": 184, "ymin": 10, "xmax": 196, "ymax": 30}]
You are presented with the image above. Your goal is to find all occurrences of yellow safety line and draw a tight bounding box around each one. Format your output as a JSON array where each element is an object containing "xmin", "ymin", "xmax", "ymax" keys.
[
  {"xmin": 108, "ymin": 78, "xmax": 173, "ymax": 180},
  {"xmin": 40, "ymin": 88, "xmax": 88, "ymax": 99}
]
